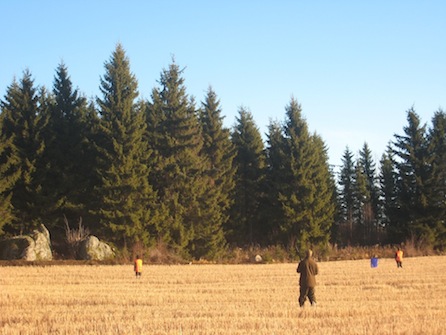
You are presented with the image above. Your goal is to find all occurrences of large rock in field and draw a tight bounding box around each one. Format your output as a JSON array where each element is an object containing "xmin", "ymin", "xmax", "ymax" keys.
[
  {"xmin": 0, "ymin": 224, "xmax": 53, "ymax": 261},
  {"xmin": 78, "ymin": 236, "xmax": 115, "ymax": 260},
  {"xmin": 30, "ymin": 224, "xmax": 53, "ymax": 260},
  {"xmin": 0, "ymin": 235, "xmax": 34, "ymax": 260}
]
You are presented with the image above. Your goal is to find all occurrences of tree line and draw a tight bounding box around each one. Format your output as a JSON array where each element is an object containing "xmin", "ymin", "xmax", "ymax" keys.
[{"xmin": 0, "ymin": 44, "xmax": 445, "ymax": 259}]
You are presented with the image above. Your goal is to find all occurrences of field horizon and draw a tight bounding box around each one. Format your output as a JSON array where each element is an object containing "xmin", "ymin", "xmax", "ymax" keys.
[{"xmin": 1, "ymin": 256, "xmax": 445, "ymax": 334}]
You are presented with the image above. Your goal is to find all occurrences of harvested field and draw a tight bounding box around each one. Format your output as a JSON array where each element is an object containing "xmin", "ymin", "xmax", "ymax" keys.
[{"xmin": 1, "ymin": 256, "xmax": 445, "ymax": 334}]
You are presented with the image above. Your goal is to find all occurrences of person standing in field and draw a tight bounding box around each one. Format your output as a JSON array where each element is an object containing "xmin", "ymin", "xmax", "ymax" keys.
[
  {"xmin": 395, "ymin": 247, "xmax": 403, "ymax": 268},
  {"xmin": 296, "ymin": 249, "xmax": 318, "ymax": 307},
  {"xmin": 134, "ymin": 255, "xmax": 143, "ymax": 278}
]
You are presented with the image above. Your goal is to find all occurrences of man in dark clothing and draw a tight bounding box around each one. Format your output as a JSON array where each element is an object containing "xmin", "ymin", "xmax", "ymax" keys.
[{"xmin": 296, "ymin": 249, "xmax": 319, "ymax": 307}]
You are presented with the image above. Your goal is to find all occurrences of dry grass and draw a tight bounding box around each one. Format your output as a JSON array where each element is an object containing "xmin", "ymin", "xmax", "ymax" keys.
[{"xmin": 1, "ymin": 256, "xmax": 445, "ymax": 335}]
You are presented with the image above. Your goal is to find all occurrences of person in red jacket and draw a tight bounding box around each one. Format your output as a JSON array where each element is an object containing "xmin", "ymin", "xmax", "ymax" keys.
[
  {"xmin": 395, "ymin": 247, "xmax": 403, "ymax": 268},
  {"xmin": 134, "ymin": 255, "xmax": 143, "ymax": 278},
  {"xmin": 297, "ymin": 249, "xmax": 319, "ymax": 307}
]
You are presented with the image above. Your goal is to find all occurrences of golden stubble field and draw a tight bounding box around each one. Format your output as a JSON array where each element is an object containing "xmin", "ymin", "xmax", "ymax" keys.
[{"xmin": 1, "ymin": 256, "xmax": 446, "ymax": 335}]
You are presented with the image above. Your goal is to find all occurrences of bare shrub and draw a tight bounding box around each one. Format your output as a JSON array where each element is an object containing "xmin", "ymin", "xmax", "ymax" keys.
[
  {"xmin": 404, "ymin": 235, "xmax": 435, "ymax": 257},
  {"xmin": 64, "ymin": 215, "xmax": 89, "ymax": 259},
  {"xmin": 148, "ymin": 241, "xmax": 184, "ymax": 264}
]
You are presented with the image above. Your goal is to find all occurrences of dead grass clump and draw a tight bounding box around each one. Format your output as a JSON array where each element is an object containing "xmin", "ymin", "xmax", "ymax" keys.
[
  {"xmin": 63, "ymin": 216, "xmax": 89, "ymax": 259},
  {"xmin": 403, "ymin": 235, "xmax": 436, "ymax": 257},
  {"xmin": 147, "ymin": 241, "xmax": 185, "ymax": 264}
]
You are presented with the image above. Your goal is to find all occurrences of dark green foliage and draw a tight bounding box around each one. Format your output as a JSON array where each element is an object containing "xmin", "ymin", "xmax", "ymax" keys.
[
  {"xmin": 427, "ymin": 110, "xmax": 446, "ymax": 249},
  {"xmin": 264, "ymin": 120, "xmax": 288, "ymax": 243},
  {"xmin": 0, "ymin": 71, "xmax": 48, "ymax": 233},
  {"xmin": 378, "ymin": 147, "xmax": 400, "ymax": 244},
  {"xmin": 41, "ymin": 63, "xmax": 95, "ymax": 229},
  {"xmin": 392, "ymin": 110, "xmax": 429, "ymax": 235},
  {"xmin": 147, "ymin": 60, "xmax": 209, "ymax": 258},
  {"xmin": 1, "ymin": 46, "xmax": 445, "ymax": 254},
  {"xmin": 354, "ymin": 143, "xmax": 380, "ymax": 244},
  {"xmin": 337, "ymin": 144, "xmax": 381, "ymax": 246},
  {"xmin": 229, "ymin": 107, "xmax": 266, "ymax": 246},
  {"xmin": 338, "ymin": 147, "xmax": 355, "ymax": 244},
  {"xmin": 353, "ymin": 159, "xmax": 370, "ymax": 244},
  {"xmin": 308, "ymin": 134, "xmax": 337, "ymax": 248},
  {"xmin": 93, "ymin": 44, "xmax": 160, "ymax": 248},
  {"xmin": 360, "ymin": 143, "xmax": 381, "ymax": 243},
  {"xmin": 390, "ymin": 108, "xmax": 437, "ymax": 247},
  {"xmin": 274, "ymin": 98, "xmax": 335, "ymax": 252},
  {"xmin": 196, "ymin": 87, "xmax": 236, "ymax": 259},
  {"xmin": 0, "ymin": 129, "xmax": 20, "ymax": 233}
]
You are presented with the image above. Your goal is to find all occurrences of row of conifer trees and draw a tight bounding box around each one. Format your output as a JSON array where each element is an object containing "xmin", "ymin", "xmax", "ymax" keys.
[{"xmin": 1, "ymin": 44, "xmax": 445, "ymax": 259}]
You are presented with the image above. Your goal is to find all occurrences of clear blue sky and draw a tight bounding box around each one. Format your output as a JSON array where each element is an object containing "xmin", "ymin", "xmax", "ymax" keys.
[{"xmin": 1, "ymin": 1, "xmax": 445, "ymax": 168}]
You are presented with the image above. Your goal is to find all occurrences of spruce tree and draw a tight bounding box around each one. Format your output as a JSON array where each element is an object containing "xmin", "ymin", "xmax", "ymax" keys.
[
  {"xmin": 229, "ymin": 107, "xmax": 266, "ymax": 245},
  {"xmin": 196, "ymin": 87, "xmax": 236, "ymax": 259},
  {"xmin": 94, "ymin": 44, "xmax": 159, "ymax": 248},
  {"xmin": 277, "ymin": 98, "xmax": 335, "ymax": 255},
  {"xmin": 353, "ymin": 159, "xmax": 371, "ymax": 244},
  {"xmin": 264, "ymin": 120, "xmax": 287, "ymax": 243},
  {"xmin": 148, "ymin": 60, "xmax": 208, "ymax": 258},
  {"xmin": 311, "ymin": 134, "xmax": 337, "ymax": 248},
  {"xmin": 338, "ymin": 147, "xmax": 356, "ymax": 245},
  {"xmin": 392, "ymin": 108, "xmax": 432, "ymax": 245},
  {"xmin": 41, "ymin": 63, "xmax": 93, "ymax": 228},
  {"xmin": 0, "ymin": 71, "xmax": 48, "ymax": 233},
  {"xmin": 379, "ymin": 147, "xmax": 400, "ymax": 242},
  {"xmin": 0, "ymin": 129, "xmax": 20, "ymax": 234},
  {"xmin": 355, "ymin": 143, "xmax": 380, "ymax": 244},
  {"xmin": 427, "ymin": 110, "xmax": 446, "ymax": 249}
]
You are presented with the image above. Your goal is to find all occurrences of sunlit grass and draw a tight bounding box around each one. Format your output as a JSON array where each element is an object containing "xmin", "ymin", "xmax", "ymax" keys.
[{"xmin": 1, "ymin": 256, "xmax": 445, "ymax": 334}]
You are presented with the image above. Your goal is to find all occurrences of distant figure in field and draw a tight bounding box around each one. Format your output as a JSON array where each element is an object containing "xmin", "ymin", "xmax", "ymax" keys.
[
  {"xmin": 134, "ymin": 255, "xmax": 143, "ymax": 277},
  {"xmin": 395, "ymin": 247, "xmax": 403, "ymax": 268},
  {"xmin": 296, "ymin": 249, "xmax": 318, "ymax": 307},
  {"xmin": 370, "ymin": 255, "xmax": 379, "ymax": 268}
]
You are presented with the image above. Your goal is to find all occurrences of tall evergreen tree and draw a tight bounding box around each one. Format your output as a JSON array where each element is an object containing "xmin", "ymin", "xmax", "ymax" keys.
[
  {"xmin": 0, "ymin": 71, "xmax": 48, "ymax": 233},
  {"xmin": 355, "ymin": 143, "xmax": 380, "ymax": 244},
  {"xmin": 353, "ymin": 159, "xmax": 370, "ymax": 244},
  {"xmin": 427, "ymin": 110, "xmax": 446, "ymax": 249},
  {"xmin": 264, "ymin": 120, "xmax": 287, "ymax": 243},
  {"xmin": 148, "ymin": 60, "xmax": 208, "ymax": 258},
  {"xmin": 229, "ymin": 107, "xmax": 266, "ymax": 245},
  {"xmin": 310, "ymin": 134, "xmax": 337, "ymax": 248},
  {"xmin": 94, "ymin": 44, "xmax": 159, "ymax": 248},
  {"xmin": 338, "ymin": 147, "xmax": 356, "ymax": 245},
  {"xmin": 41, "ymin": 63, "xmax": 93, "ymax": 228},
  {"xmin": 392, "ymin": 108, "xmax": 432, "ymax": 245},
  {"xmin": 379, "ymin": 146, "xmax": 399, "ymax": 242},
  {"xmin": 277, "ymin": 98, "xmax": 335, "ymax": 254},
  {"xmin": 0, "ymin": 129, "xmax": 20, "ymax": 234},
  {"xmin": 197, "ymin": 87, "xmax": 236, "ymax": 258}
]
